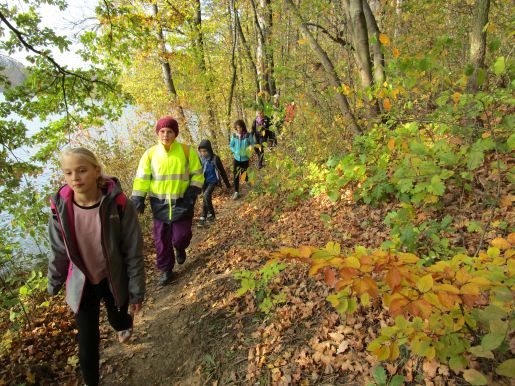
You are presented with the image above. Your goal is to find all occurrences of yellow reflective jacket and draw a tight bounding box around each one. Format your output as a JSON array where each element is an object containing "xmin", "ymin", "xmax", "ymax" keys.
[{"xmin": 132, "ymin": 141, "xmax": 204, "ymax": 222}]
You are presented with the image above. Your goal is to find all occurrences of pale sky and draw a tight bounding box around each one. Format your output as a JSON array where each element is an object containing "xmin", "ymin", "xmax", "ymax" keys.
[{"xmin": 8, "ymin": 0, "xmax": 100, "ymax": 69}]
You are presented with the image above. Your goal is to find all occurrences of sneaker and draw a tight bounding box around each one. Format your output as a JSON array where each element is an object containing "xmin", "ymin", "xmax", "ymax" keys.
[
  {"xmin": 159, "ymin": 270, "xmax": 174, "ymax": 286},
  {"xmin": 175, "ymin": 248, "xmax": 186, "ymax": 265},
  {"xmin": 197, "ymin": 219, "xmax": 206, "ymax": 228},
  {"xmin": 232, "ymin": 192, "xmax": 239, "ymax": 200},
  {"xmin": 206, "ymin": 214, "xmax": 215, "ymax": 222},
  {"xmin": 118, "ymin": 328, "xmax": 132, "ymax": 343}
]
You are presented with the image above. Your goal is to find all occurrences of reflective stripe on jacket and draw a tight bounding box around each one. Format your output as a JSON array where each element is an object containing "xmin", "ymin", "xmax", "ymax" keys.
[{"xmin": 132, "ymin": 141, "xmax": 204, "ymax": 222}]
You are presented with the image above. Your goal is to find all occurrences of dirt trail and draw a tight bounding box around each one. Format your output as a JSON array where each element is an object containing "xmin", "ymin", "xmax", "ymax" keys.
[{"xmin": 99, "ymin": 190, "xmax": 245, "ymax": 386}]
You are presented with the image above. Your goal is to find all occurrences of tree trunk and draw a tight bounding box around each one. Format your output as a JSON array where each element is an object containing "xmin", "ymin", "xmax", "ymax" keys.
[
  {"xmin": 250, "ymin": 0, "xmax": 276, "ymax": 102},
  {"xmin": 235, "ymin": 10, "xmax": 260, "ymax": 97},
  {"xmin": 192, "ymin": 0, "xmax": 218, "ymax": 143},
  {"xmin": 347, "ymin": 0, "xmax": 374, "ymax": 89},
  {"xmin": 263, "ymin": 0, "xmax": 277, "ymax": 96},
  {"xmin": 151, "ymin": 3, "xmax": 187, "ymax": 126},
  {"xmin": 363, "ymin": 0, "xmax": 385, "ymax": 86},
  {"xmin": 466, "ymin": 0, "xmax": 490, "ymax": 93},
  {"xmin": 284, "ymin": 0, "xmax": 361, "ymax": 135},
  {"xmin": 227, "ymin": 0, "xmax": 238, "ymax": 123}
]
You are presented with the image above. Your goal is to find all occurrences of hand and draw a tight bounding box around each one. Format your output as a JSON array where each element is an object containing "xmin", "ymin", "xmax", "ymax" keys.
[{"xmin": 129, "ymin": 303, "xmax": 142, "ymax": 315}]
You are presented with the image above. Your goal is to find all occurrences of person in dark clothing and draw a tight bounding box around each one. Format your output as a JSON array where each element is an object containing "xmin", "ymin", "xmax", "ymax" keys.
[
  {"xmin": 251, "ymin": 108, "xmax": 273, "ymax": 169},
  {"xmin": 197, "ymin": 139, "xmax": 231, "ymax": 226}
]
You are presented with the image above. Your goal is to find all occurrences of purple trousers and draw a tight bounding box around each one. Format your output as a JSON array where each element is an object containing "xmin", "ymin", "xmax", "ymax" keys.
[{"xmin": 152, "ymin": 218, "xmax": 193, "ymax": 272}]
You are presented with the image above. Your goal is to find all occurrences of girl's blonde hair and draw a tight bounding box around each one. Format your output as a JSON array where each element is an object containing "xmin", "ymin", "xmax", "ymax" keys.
[{"xmin": 61, "ymin": 147, "xmax": 106, "ymax": 188}]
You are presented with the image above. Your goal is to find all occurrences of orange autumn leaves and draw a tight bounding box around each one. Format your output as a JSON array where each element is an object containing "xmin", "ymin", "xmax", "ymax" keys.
[{"xmin": 273, "ymin": 233, "xmax": 515, "ymax": 363}]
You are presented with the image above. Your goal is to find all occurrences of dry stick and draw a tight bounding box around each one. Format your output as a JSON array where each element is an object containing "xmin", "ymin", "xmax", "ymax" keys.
[{"xmin": 473, "ymin": 103, "xmax": 502, "ymax": 257}]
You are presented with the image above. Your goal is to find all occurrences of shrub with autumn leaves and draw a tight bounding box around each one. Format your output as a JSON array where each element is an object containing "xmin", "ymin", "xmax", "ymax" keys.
[{"xmin": 272, "ymin": 234, "xmax": 514, "ymax": 385}]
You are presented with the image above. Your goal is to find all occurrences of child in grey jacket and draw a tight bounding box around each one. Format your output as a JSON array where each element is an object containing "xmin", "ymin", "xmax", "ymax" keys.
[{"xmin": 47, "ymin": 147, "xmax": 145, "ymax": 386}]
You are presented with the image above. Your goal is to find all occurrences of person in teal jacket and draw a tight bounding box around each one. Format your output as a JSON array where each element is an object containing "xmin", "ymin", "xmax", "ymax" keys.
[{"xmin": 229, "ymin": 119, "xmax": 255, "ymax": 199}]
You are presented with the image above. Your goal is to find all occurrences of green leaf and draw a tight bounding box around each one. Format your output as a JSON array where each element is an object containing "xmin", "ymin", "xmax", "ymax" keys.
[
  {"xmin": 19, "ymin": 286, "xmax": 29, "ymax": 296},
  {"xmin": 320, "ymin": 213, "xmax": 332, "ymax": 223},
  {"xmin": 489, "ymin": 38, "xmax": 501, "ymax": 52},
  {"xmin": 429, "ymin": 175, "xmax": 445, "ymax": 195},
  {"xmin": 495, "ymin": 359, "xmax": 515, "ymax": 378},
  {"xmin": 328, "ymin": 190, "xmax": 339, "ymax": 202},
  {"xmin": 467, "ymin": 149, "xmax": 484, "ymax": 170},
  {"xmin": 481, "ymin": 331, "xmax": 505, "ymax": 351},
  {"xmin": 507, "ymin": 133, "xmax": 515, "ymax": 151},
  {"xmin": 469, "ymin": 345, "xmax": 494, "ymax": 359},
  {"xmin": 372, "ymin": 365, "xmax": 387, "ymax": 384},
  {"xmin": 463, "ymin": 369, "xmax": 488, "ymax": 385},
  {"xmin": 464, "ymin": 63, "xmax": 474, "ymax": 76},
  {"xmin": 477, "ymin": 68, "xmax": 487, "ymax": 86},
  {"xmin": 490, "ymin": 319, "xmax": 508, "ymax": 335},
  {"xmin": 389, "ymin": 375, "xmax": 405, "ymax": 386},
  {"xmin": 449, "ymin": 354, "xmax": 467, "ymax": 370},
  {"xmin": 493, "ymin": 56, "xmax": 505, "ymax": 76},
  {"xmin": 389, "ymin": 375, "xmax": 404, "ymax": 386},
  {"xmin": 467, "ymin": 221, "xmax": 482, "ymax": 233}
]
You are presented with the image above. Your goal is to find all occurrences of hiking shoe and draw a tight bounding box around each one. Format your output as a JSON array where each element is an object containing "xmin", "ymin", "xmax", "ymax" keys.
[
  {"xmin": 232, "ymin": 192, "xmax": 239, "ymax": 200},
  {"xmin": 175, "ymin": 248, "xmax": 187, "ymax": 265},
  {"xmin": 206, "ymin": 214, "xmax": 215, "ymax": 222},
  {"xmin": 117, "ymin": 328, "xmax": 132, "ymax": 343},
  {"xmin": 159, "ymin": 270, "xmax": 174, "ymax": 286},
  {"xmin": 197, "ymin": 219, "xmax": 206, "ymax": 227}
]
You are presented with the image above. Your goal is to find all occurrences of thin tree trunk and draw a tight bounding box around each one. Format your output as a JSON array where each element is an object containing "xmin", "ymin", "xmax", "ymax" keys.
[
  {"xmin": 466, "ymin": 0, "xmax": 490, "ymax": 92},
  {"xmin": 344, "ymin": 0, "xmax": 380, "ymax": 115},
  {"xmin": 227, "ymin": 0, "xmax": 238, "ymax": 122},
  {"xmin": 347, "ymin": 0, "xmax": 374, "ymax": 89},
  {"xmin": 151, "ymin": 3, "xmax": 187, "ymax": 125},
  {"xmin": 192, "ymin": 0, "xmax": 218, "ymax": 143},
  {"xmin": 363, "ymin": 0, "xmax": 385, "ymax": 85},
  {"xmin": 284, "ymin": 0, "xmax": 361, "ymax": 135},
  {"xmin": 394, "ymin": 0, "xmax": 402, "ymax": 40},
  {"xmin": 263, "ymin": 0, "xmax": 277, "ymax": 96},
  {"xmin": 235, "ymin": 10, "xmax": 260, "ymax": 97}
]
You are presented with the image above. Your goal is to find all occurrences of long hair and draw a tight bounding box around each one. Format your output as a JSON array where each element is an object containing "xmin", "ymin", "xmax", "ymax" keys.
[
  {"xmin": 60, "ymin": 147, "xmax": 107, "ymax": 188},
  {"xmin": 234, "ymin": 119, "xmax": 247, "ymax": 134}
]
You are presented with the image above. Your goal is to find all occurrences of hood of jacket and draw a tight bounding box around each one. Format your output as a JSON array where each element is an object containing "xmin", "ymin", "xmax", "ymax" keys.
[{"xmin": 198, "ymin": 139, "xmax": 214, "ymax": 158}]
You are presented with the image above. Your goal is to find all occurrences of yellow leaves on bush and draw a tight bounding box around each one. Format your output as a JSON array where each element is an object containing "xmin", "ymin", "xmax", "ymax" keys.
[
  {"xmin": 383, "ymin": 98, "xmax": 392, "ymax": 111},
  {"xmin": 387, "ymin": 138, "xmax": 396, "ymax": 151},
  {"xmin": 417, "ymin": 274, "xmax": 434, "ymax": 293},
  {"xmin": 386, "ymin": 266, "xmax": 402, "ymax": 289},
  {"xmin": 393, "ymin": 47, "xmax": 400, "ymax": 58},
  {"xmin": 379, "ymin": 33, "xmax": 390, "ymax": 46},
  {"xmin": 491, "ymin": 237, "xmax": 511, "ymax": 250}
]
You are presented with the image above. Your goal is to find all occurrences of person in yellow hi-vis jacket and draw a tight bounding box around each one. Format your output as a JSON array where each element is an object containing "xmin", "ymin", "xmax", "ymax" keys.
[{"xmin": 131, "ymin": 116, "xmax": 204, "ymax": 285}]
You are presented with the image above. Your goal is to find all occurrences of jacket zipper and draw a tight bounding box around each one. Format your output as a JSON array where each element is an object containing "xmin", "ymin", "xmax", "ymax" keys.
[
  {"xmin": 100, "ymin": 201, "xmax": 122, "ymax": 309},
  {"xmin": 52, "ymin": 200, "xmax": 86, "ymax": 312}
]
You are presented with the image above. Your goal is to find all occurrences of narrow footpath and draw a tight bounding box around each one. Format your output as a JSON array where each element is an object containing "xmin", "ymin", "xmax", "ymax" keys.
[{"xmin": 100, "ymin": 188, "xmax": 249, "ymax": 386}]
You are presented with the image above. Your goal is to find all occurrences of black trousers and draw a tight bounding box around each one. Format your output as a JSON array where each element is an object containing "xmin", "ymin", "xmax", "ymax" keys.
[
  {"xmin": 254, "ymin": 144, "xmax": 265, "ymax": 168},
  {"xmin": 202, "ymin": 183, "xmax": 217, "ymax": 217},
  {"xmin": 233, "ymin": 159, "xmax": 249, "ymax": 193},
  {"xmin": 76, "ymin": 279, "xmax": 132, "ymax": 386}
]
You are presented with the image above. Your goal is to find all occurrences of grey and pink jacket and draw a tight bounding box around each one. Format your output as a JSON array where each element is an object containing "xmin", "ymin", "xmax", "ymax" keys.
[{"xmin": 47, "ymin": 177, "xmax": 145, "ymax": 313}]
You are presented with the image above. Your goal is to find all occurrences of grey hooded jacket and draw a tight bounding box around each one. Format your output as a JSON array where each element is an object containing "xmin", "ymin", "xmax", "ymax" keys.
[{"xmin": 47, "ymin": 177, "xmax": 145, "ymax": 313}]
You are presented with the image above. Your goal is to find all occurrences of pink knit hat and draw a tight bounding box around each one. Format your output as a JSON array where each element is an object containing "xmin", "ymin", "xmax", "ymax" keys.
[{"xmin": 155, "ymin": 116, "xmax": 179, "ymax": 136}]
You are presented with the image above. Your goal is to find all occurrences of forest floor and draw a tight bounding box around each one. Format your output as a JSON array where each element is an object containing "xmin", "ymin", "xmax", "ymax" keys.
[
  {"xmin": 1, "ymin": 158, "xmax": 511, "ymax": 386},
  {"xmin": 100, "ymin": 188, "xmax": 248, "ymax": 386}
]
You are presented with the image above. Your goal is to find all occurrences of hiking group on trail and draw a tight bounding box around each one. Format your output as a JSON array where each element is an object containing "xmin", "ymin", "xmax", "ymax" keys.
[{"xmin": 46, "ymin": 103, "xmax": 294, "ymax": 385}]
